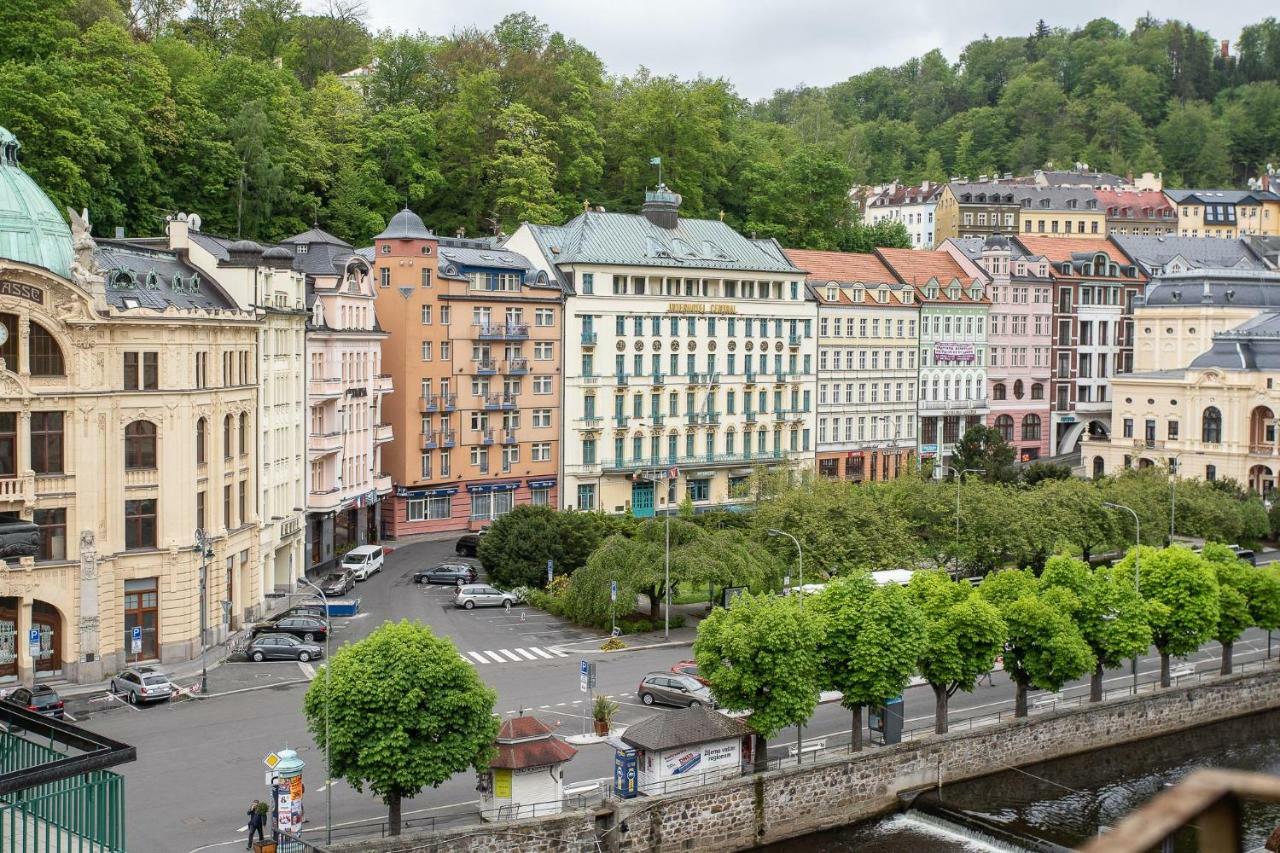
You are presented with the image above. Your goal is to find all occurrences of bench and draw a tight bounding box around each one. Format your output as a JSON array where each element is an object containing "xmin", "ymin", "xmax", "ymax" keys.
[
  {"xmin": 1032, "ymin": 692, "xmax": 1064, "ymax": 710},
  {"xmin": 1169, "ymin": 664, "xmax": 1196, "ymax": 681},
  {"xmin": 788, "ymin": 738, "xmax": 826, "ymax": 757}
]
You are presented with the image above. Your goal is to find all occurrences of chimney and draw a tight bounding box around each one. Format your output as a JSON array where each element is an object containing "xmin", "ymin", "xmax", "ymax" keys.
[
  {"xmin": 114, "ymin": 226, "xmax": 125, "ymax": 239},
  {"xmin": 166, "ymin": 214, "xmax": 189, "ymax": 250},
  {"xmin": 641, "ymin": 183, "xmax": 682, "ymax": 229}
]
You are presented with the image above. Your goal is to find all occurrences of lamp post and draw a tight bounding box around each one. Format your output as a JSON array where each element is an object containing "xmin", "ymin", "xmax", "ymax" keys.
[
  {"xmin": 193, "ymin": 529, "xmax": 214, "ymax": 696},
  {"xmin": 1168, "ymin": 455, "xmax": 1181, "ymax": 544},
  {"xmin": 767, "ymin": 528, "xmax": 805, "ymax": 766},
  {"xmin": 296, "ymin": 575, "xmax": 332, "ymax": 844},
  {"xmin": 939, "ymin": 466, "xmax": 985, "ymax": 537},
  {"xmin": 1103, "ymin": 501, "xmax": 1141, "ymax": 692}
]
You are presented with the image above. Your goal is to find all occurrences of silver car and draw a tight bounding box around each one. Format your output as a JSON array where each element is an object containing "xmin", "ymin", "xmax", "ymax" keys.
[
  {"xmin": 454, "ymin": 584, "xmax": 515, "ymax": 610},
  {"xmin": 637, "ymin": 672, "xmax": 715, "ymax": 708},
  {"xmin": 109, "ymin": 666, "xmax": 175, "ymax": 705}
]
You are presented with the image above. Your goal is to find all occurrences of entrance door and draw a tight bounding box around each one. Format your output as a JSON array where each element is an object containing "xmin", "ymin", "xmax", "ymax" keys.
[
  {"xmin": 123, "ymin": 578, "xmax": 158, "ymax": 662},
  {"xmin": 31, "ymin": 600, "xmax": 61, "ymax": 675},
  {"xmin": 0, "ymin": 597, "xmax": 16, "ymax": 682},
  {"xmin": 631, "ymin": 481, "xmax": 655, "ymax": 518}
]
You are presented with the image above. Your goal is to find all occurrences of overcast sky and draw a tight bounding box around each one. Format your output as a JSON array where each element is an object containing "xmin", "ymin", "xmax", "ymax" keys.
[{"xmin": 360, "ymin": 1, "xmax": 1274, "ymax": 100}]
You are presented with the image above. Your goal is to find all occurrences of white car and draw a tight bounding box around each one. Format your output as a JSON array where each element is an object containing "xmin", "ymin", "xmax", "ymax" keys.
[
  {"xmin": 341, "ymin": 544, "xmax": 384, "ymax": 580},
  {"xmin": 454, "ymin": 584, "xmax": 516, "ymax": 610},
  {"xmin": 110, "ymin": 666, "xmax": 175, "ymax": 705}
]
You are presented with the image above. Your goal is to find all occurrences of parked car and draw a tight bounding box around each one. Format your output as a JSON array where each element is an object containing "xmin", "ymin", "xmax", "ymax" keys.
[
  {"xmin": 637, "ymin": 672, "xmax": 715, "ymax": 708},
  {"xmin": 670, "ymin": 660, "xmax": 709, "ymax": 686},
  {"xmin": 454, "ymin": 584, "xmax": 516, "ymax": 609},
  {"xmin": 341, "ymin": 544, "xmax": 384, "ymax": 580},
  {"xmin": 455, "ymin": 532, "xmax": 484, "ymax": 557},
  {"xmin": 2, "ymin": 684, "xmax": 65, "ymax": 718},
  {"xmin": 414, "ymin": 563, "xmax": 477, "ymax": 586},
  {"xmin": 253, "ymin": 615, "xmax": 327, "ymax": 642},
  {"xmin": 319, "ymin": 570, "xmax": 355, "ymax": 596},
  {"xmin": 247, "ymin": 633, "xmax": 324, "ymax": 663},
  {"xmin": 260, "ymin": 603, "xmax": 326, "ymax": 625},
  {"xmin": 109, "ymin": 666, "xmax": 175, "ymax": 705}
]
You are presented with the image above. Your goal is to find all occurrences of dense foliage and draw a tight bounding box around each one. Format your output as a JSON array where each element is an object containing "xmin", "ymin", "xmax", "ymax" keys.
[
  {"xmin": 6, "ymin": 7, "xmax": 1280, "ymax": 247},
  {"xmin": 476, "ymin": 504, "xmax": 612, "ymax": 590}
]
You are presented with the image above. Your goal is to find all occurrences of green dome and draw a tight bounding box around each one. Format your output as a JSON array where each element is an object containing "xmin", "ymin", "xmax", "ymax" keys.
[{"xmin": 0, "ymin": 127, "xmax": 73, "ymax": 278}]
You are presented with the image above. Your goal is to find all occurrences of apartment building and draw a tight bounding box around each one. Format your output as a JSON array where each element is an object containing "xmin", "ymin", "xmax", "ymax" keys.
[
  {"xmin": 1166, "ymin": 189, "xmax": 1280, "ymax": 239},
  {"xmin": 1111, "ymin": 235, "xmax": 1265, "ymax": 278},
  {"xmin": 785, "ymin": 248, "xmax": 918, "ymax": 481},
  {"xmin": 1011, "ymin": 186, "xmax": 1107, "ymax": 239},
  {"xmin": 876, "ymin": 247, "xmax": 990, "ymax": 470},
  {"xmin": 1013, "ymin": 237, "xmax": 1147, "ymax": 456},
  {"xmin": 941, "ymin": 237, "xmax": 1053, "ymax": 461},
  {"xmin": 1095, "ymin": 189, "xmax": 1176, "ymax": 237},
  {"xmin": 507, "ymin": 186, "xmax": 816, "ymax": 517},
  {"xmin": 862, "ymin": 182, "xmax": 943, "ymax": 248},
  {"xmin": 934, "ymin": 181, "xmax": 1021, "ymax": 243}
]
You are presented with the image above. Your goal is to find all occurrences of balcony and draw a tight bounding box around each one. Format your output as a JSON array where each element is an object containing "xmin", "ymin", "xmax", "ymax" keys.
[
  {"xmin": 615, "ymin": 373, "xmax": 631, "ymax": 386},
  {"xmin": 502, "ymin": 430, "xmax": 518, "ymax": 445},
  {"xmin": 504, "ymin": 358, "xmax": 530, "ymax": 375},
  {"xmin": 483, "ymin": 394, "xmax": 518, "ymax": 411},
  {"xmin": 309, "ymin": 487, "xmax": 342, "ymax": 511},
  {"xmin": 565, "ymin": 462, "xmax": 602, "ymax": 476},
  {"xmin": 0, "ymin": 473, "xmax": 33, "ymax": 505},
  {"xmin": 775, "ymin": 372, "xmax": 799, "ymax": 384},
  {"xmin": 576, "ymin": 416, "xmax": 603, "ymax": 430},
  {"xmin": 373, "ymin": 472, "xmax": 393, "ymax": 494},
  {"xmin": 309, "ymin": 430, "xmax": 343, "ymax": 456},
  {"xmin": 374, "ymin": 422, "xmax": 394, "ymax": 444},
  {"xmin": 581, "ymin": 375, "xmax": 599, "ymax": 386},
  {"xmin": 374, "ymin": 373, "xmax": 393, "ymax": 395},
  {"xmin": 614, "ymin": 415, "xmax": 629, "ymax": 429},
  {"xmin": 420, "ymin": 432, "xmax": 438, "ymax": 450},
  {"xmin": 309, "ymin": 376, "xmax": 343, "ymax": 400},
  {"xmin": 650, "ymin": 414, "xmax": 665, "ymax": 427},
  {"xmin": 652, "ymin": 374, "xmax": 665, "ymax": 386},
  {"xmin": 687, "ymin": 372, "xmax": 721, "ymax": 386},
  {"xmin": 745, "ymin": 411, "xmax": 758, "ymax": 424},
  {"xmin": 788, "ymin": 334, "xmax": 802, "ymax": 347},
  {"xmin": 1250, "ymin": 444, "xmax": 1280, "ymax": 456},
  {"xmin": 477, "ymin": 323, "xmax": 530, "ymax": 341},
  {"xmin": 480, "ymin": 428, "xmax": 495, "ymax": 445},
  {"xmin": 745, "ymin": 371, "xmax": 758, "ymax": 385},
  {"xmin": 419, "ymin": 396, "xmax": 435, "ymax": 413},
  {"xmin": 439, "ymin": 430, "xmax": 456, "ymax": 448},
  {"xmin": 474, "ymin": 359, "xmax": 497, "ymax": 375},
  {"xmin": 581, "ymin": 331, "xmax": 598, "ymax": 346},
  {"xmin": 124, "ymin": 467, "xmax": 158, "ymax": 489},
  {"xmin": 603, "ymin": 449, "xmax": 786, "ymax": 473},
  {"xmin": 34, "ymin": 472, "xmax": 75, "ymax": 496},
  {"xmin": 436, "ymin": 393, "xmax": 457, "ymax": 411}
]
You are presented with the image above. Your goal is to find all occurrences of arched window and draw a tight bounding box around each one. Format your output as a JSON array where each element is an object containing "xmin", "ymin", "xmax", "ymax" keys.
[
  {"xmin": 239, "ymin": 412, "xmax": 248, "ymax": 456},
  {"xmin": 994, "ymin": 415, "xmax": 1015, "ymax": 442},
  {"xmin": 992, "ymin": 383, "xmax": 1006, "ymax": 401},
  {"xmin": 1202, "ymin": 407, "xmax": 1222, "ymax": 444},
  {"xmin": 224, "ymin": 414, "xmax": 234, "ymax": 459},
  {"xmin": 28, "ymin": 322, "xmax": 64, "ymax": 376},
  {"xmin": 1022, "ymin": 414, "xmax": 1041, "ymax": 441},
  {"xmin": 1093, "ymin": 456, "xmax": 1104, "ymax": 479},
  {"xmin": 1013, "ymin": 379, "xmax": 1025, "ymax": 399},
  {"xmin": 124, "ymin": 421, "xmax": 156, "ymax": 470},
  {"xmin": 1030, "ymin": 383, "xmax": 1044, "ymax": 400},
  {"xmin": 0, "ymin": 313, "xmax": 16, "ymax": 367},
  {"xmin": 196, "ymin": 417, "xmax": 207, "ymax": 465}
]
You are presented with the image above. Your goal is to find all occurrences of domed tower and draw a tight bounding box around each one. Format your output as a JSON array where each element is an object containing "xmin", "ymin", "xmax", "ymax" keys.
[
  {"xmin": 981, "ymin": 234, "xmax": 1012, "ymax": 277},
  {"xmin": 0, "ymin": 127, "xmax": 73, "ymax": 279},
  {"xmin": 375, "ymin": 207, "xmax": 434, "ymax": 241}
]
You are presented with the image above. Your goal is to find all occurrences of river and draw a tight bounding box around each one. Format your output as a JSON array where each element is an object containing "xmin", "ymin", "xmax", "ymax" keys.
[{"xmin": 760, "ymin": 707, "xmax": 1280, "ymax": 851}]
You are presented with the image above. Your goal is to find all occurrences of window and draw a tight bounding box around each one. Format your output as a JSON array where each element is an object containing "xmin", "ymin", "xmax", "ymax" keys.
[
  {"xmin": 223, "ymin": 414, "xmax": 234, "ymax": 459},
  {"xmin": 1030, "ymin": 383, "xmax": 1044, "ymax": 400},
  {"xmin": 1022, "ymin": 414, "xmax": 1041, "ymax": 441},
  {"xmin": 533, "ymin": 409, "xmax": 551, "ymax": 428},
  {"xmin": 1168, "ymin": 420, "xmax": 1179, "ymax": 440},
  {"xmin": 224, "ymin": 484, "xmax": 233, "ymax": 527},
  {"xmin": 687, "ymin": 478, "xmax": 710, "ymax": 501},
  {"xmin": 992, "ymin": 383, "xmax": 1006, "ymax": 401},
  {"xmin": 994, "ymin": 415, "xmax": 1014, "ymax": 442},
  {"xmin": 142, "ymin": 352, "xmax": 158, "ymax": 389},
  {"xmin": 123, "ymin": 352, "xmax": 139, "ymax": 390},
  {"xmin": 1202, "ymin": 407, "xmax": 1222, "ymax": 444},
  {"xmin": 124, "ymin": 577, "xmax": 159, "ymax": 660},
  {"xmin": 239, "ymin": 412, "xmax": 248, "ymax": 455},
  {"xmin": 238, "ymin": 480, "xmax": 247, "ymax": 524},
  {"xmin": 577, "ymin": 483, "xmax": 596, "ymax": 510},
  {"xmin": 533, "ymin": 375, "xmax": 552, "ymax": 394},
  {"xmin": 421, "ymin": 305, "xmax": 432, "ymax": 324},
  {"xmin": 34, "ymin": 508, "xmax": 66, "ymax": 561},
  {"xmin": 28, "ymin": 323, "xmax": 64, "ymax": 375},
  {"xmin": 534, "ymin": 342, "xmax": 553, "ymax": 360},
  {"xmin": 408, "ymin": 496, "xmax": 451, "ymax": 521},
  {"xmin": 581, "ymin": 273, "xmax": 594, "ymax": 295},
  {"xmin": 196, "ymin": 490, "xmax": 206, "ymax": 532},
  {"xmin": 125, "ymin": 421, "xmax": 157, "ymax": 469},
  {"xmin": 421, "ymin": 268, "xmax": 432, "ymax": 287},
  {"xmin": 30, "ymin": 412, "xmax": 63, "ymax": 474},
  {"xmin": 1123, "ymin": 418, "xmax": 1134, "ymax": 438},
  {"xmin": 124, "ymin": 499, "xmax": 157, "ymax": 550},
  {"xmin": 536, "ymin": 308, "xmax": 554, "ymax": 326},
  {"xmin": 532, "ymin": 442, "xmax": 551, "ymax": 462},
  {"xmin": 196, "ymin": 417, "xmax": 207, "ymax": 465},
  {"xmin": 379, "ymin": 268, "xmax": 390, "ymax": 287}
]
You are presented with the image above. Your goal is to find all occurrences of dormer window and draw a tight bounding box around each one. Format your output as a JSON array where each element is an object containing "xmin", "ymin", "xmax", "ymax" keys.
[
  {"xmin": 850, "ymin": 287, "xmax": 863, "ymax": 302},
  {"xmin": 1067, "ymin": 199, "xmax": 1077, "ymax": 209},
  {"xmin": 947, "ymin": 287, "xmax": 959, "ymax": 300},
  {"xmin": 902, "ymin": 291, "xmax": 913, "ymax": 304},
  {"xmin": 826, "ymin": 286, "xmax": 838, "ymax": 301},
  {"xmin": 296, "ymin": 244, "xmax": 308, "ymax": 254},
  {"xmin": 876, "ymin": 288, "xmax": 888, "ymax": 303}
]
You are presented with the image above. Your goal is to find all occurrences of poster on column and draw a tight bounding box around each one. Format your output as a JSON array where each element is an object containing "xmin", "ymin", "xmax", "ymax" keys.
[{"xmin": 276, "ymin": 789, "xmax": 291, "ymax": 832}]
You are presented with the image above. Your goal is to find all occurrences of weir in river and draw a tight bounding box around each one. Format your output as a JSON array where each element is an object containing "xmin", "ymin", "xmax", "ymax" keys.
[{"xmin": 760, "ymin": 706, "xmax": 1280, "ymax": 851}]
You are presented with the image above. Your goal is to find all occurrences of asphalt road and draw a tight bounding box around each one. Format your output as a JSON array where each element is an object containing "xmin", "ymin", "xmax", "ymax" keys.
[{"xmin": 66, "ymin": 536, "xmax": 1280, "ymax": 852}]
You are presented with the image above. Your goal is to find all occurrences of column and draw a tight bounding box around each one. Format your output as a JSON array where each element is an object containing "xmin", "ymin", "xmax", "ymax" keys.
[{"xmin": 16, "ymin": 596, "xmax": 32, "ymax": 685}]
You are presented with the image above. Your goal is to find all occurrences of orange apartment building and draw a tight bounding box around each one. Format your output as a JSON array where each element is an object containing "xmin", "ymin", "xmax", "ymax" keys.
[{"xmin": 371, "ymin": 209, "xmax": 563, "ymax": 535}]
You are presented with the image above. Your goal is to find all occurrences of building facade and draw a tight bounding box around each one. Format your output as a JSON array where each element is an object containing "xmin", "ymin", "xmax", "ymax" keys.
[
  {"xmin": 1012, "ymin": 186, "xmax": 1107, "ymax": 239},
  {"xmin": 1111, "ymin": 235, "xmax": 1264, "ymax": 278},
  {"xmin": 934, "ymin": 182, "xmax": 1020, "ymax": 243},
  {"xmin": 0, "ymin": 128, "xmax": 261, "ymax": 684},
  {"xmin": 508, "ymin": 187, "xmax": 817, "ymax": 516},
  {"xmin": 785, "ymin": 248, "xmax": 918, "ymax": 481},
  {"xmin": 941, "ymin": 237, "xmax": 1053, "ymax": 461},
  {"xmin": 283, "ymin": 227, "xmax": 390, "ymax": 573},
  {"xmin": 862, "ymin": 182, "xmax": 942, "ymax": 249},
  {"xmin": 1167, "ymin": 189, "xmax": 1280, "ymax": 239},
  {"xmin": 1095, "ymin": 189, "xmax": 1176, "ymax": 238},
  {"xmin": 876, "ymin": 247, "xmax": 990, "ymax": 470}
]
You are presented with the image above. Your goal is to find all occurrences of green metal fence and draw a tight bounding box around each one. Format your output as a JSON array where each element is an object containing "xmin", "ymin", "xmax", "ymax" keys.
[{"xmin": 0, "ymin": 729, "xmax": 126, "ymax": 852}]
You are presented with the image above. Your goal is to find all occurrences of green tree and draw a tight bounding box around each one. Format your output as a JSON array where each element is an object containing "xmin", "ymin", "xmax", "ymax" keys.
[
  {"xmin": 694, "ymin": 592, "xmax": 822, "ymax": 770},
  {"xmin": 907, "ymin": 571, "xmax": 1007, "ymax": 733},
  {"xmin": 476, "ymin": 505, "xmax": 607, "ymax": 589},
  {"xmin": 814, "ymin": 576, "xmax": 926, "ymax": 750},
  {"xmin": 303, "ymin": 620, "xmax": 498, "ymax": 835},
  {"xmin": 1115, "ymin": 545, "xmax": 1219, "ymax": 687},
  {"xmin": 490, "ymin": 102, "xmax": 560, "ymax": 231},
  {"xmin": 951, "ymin": 424, "xmax": 1018, "ymax": 483},
  {"xmin": 1022, "ymin": 462, "xmax": 1072, "ymax": 486},
  {"xmin": 1202, "ymin": 542, "xmax": 1259, "ymax": 674}
]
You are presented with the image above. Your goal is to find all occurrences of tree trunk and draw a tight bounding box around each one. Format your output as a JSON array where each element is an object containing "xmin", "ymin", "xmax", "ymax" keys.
[
  {"xmin": 388, "ymin": 792, "xmax": 402, "ymax": 836},
  {"xmin": 1090, "ymin": 660, "xmax": 1104, "ymax": 702},
  {"xmin": 753, "ymin": 732, "xmax": 768, "ymax": 773},
  {"xmin": 932, "ymin": 683, "xmax": 949, "ymax": 734},
  {"xmin": 850, "ymin": 704, "xmax": 863, "ymax": 752},
  {"xmin": 1015, "ymin": 681, "xmax": 1028, "ymax": 718},
  {"xmin": 1222, "ymin": 640, "xmax": 1234, "ymax": 675},
  {"xmin": 647, "ymin": 586, "xmax": 661, "ymax": 619},
  {"xmin": 1160, "ymin": 651, "xmax": 1171, "ymax": 688}
]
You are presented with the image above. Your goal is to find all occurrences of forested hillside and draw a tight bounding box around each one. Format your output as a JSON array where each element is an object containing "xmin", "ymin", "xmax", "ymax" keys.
[{"xmin": 2, "ymin": 2, "xmax": 1279, "ymax": 250}]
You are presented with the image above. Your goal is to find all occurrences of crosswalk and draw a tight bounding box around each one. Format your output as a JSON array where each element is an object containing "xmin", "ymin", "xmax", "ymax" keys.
[{"xmin": 461, "ymin": 646, "xmax": 570, "ymax": 665}]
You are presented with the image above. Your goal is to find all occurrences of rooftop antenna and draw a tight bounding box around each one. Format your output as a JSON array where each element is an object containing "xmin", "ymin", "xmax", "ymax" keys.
[{"xmin": 649, "ymin": 155, "xmax": 663, "ymax": 186}]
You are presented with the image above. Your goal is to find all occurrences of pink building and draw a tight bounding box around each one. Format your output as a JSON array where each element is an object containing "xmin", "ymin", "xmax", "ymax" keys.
[{"xmin": 940, "ymin": 237, "xmax": 1053, "ymax": 461}]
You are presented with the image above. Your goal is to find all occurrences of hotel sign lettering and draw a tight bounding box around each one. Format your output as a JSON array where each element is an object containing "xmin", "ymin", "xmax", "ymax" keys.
[
  {"xmin": 666, "ymin": 303, "xmax": 736, "ymax": 315},
  {"xmin": 0, "ymin": 281, "xmax": 44, "ymax": 305}
]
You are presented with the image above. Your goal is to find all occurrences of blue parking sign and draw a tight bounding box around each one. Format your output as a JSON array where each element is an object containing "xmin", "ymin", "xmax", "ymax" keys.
[{"xmin": 130, "ymin": 626, "xmax": 142, "ymax": 654}]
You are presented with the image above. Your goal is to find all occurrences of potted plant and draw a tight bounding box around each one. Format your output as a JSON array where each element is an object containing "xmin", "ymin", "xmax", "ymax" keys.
[{"xmin": 592, "ymin": 695, "xmax": 618, "ymax": 736}]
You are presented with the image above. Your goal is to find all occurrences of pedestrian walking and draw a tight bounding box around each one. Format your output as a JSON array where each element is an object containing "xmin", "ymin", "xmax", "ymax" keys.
[
  {"xmin": 977, "ymin": 670, "xmax": 994, "ymax": 687},
  {"xmin": 246, "ymin": 799, "xmax": 267, "ymax": 849}
]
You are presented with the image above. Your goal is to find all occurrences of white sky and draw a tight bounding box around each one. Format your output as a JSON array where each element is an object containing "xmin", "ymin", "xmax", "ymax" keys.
[{"xmin": 359, "ymin": 1, "xmax": 1274, "ymax": 101}]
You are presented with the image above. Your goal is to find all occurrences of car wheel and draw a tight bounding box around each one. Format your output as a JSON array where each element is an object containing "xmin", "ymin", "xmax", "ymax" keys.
[
  {"xmin": 688, "ymin": 700, "xmax": 702, "ymax": 708},
  {"xmin": 303, "ymin": 633, "xmax": 315, "ymax": 642},
  {"xmin": 127, "ymin": 691, "xmax": 137, "ymax": 705},
  {"xmin": 503, "ymin": 599, "xmax": 512, "ymax": 609},
  {"xmin": 251, "ymin": 651, "xmax": 265, "ymax": 662},
  {"xmin": 641, "ymin": 692, "xmax": 655, "ymax": 706},
  {"xmin": 108, "ymin": 680, "xmax": 117, "ymax": 694},
  {"xmin": 298, "ymin": 652, "xmax": 311, "ymax": 663},
  {"xmin": 464, "ymin": 600, "xmax": 475, "ymax": 610}
]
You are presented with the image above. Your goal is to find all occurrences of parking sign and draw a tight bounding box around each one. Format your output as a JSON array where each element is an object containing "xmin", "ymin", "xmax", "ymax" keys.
[
  {"xmin": 547, "ymin": 559, "xmax": 554, "ymax": 585},
  {"xmin": 130, "ymin": 626, "xmax": 142, "ymax": 655},
  {"xmin": 28, "ymin": 629, "xmax": 40, "ymax": 658},
  {"xmin": 610, "ymin": 580, "xmax": 617, "ymax": 602}
]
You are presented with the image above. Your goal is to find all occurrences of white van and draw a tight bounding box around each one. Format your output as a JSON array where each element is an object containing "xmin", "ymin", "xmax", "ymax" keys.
[{"xmin": 341, "ymin": 545, "xmax": 384, "ymax": 580}]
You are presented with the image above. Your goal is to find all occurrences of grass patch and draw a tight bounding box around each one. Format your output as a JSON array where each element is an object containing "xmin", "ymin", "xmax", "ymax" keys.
[{"xmin": 670, "ymin": 587, "xmax": 720, "ymax": 605}]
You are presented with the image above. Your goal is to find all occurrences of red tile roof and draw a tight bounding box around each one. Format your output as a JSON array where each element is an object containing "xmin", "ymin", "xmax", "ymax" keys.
[
  {"xmin": 875, "ymin": 247, "xmax": 989, "ymax": 303},
  {"xmin": 785, "ymin": 249, "xmax": 915, "ymax": 306},
  {"xmin": 1013, "ymin": 236, "xmax": 1126, "ymax": 264},
  {"xmin": 499, "ymin": 717, "xmax": 555, "ymax": 740},
  {"xmin": 491, "ymin": 716, "xmax": 578, "ymax": 770},
  {"xmin": 1094, "ymin": 189, "xmax": 1174, "ymax": 219}
]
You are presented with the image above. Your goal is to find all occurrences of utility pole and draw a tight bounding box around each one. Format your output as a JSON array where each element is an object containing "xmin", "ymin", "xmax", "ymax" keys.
[{"xmin": 1103, "ymin": 502, "xmax": 1141, "ymax": 693}]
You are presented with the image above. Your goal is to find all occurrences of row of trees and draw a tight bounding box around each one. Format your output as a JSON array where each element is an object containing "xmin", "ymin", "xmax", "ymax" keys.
[
  {"xmin": 695, "ymin": 544, "xmax": 1280, "ymax": 756},
  {"xmin": 6, "ymin": 8, "xmax": 1280, "ymax": 248}
]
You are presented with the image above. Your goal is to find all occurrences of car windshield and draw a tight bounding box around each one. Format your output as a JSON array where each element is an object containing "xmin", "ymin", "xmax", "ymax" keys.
[
  {"xmin": 31, "ymin": 693, "xmax": 59, "ymax": 704},
  {"xmin": 143, "ymin": 676, "xmax": 169, "ymax": 686},
  {"xmin": 344, "ymin": 554, "xmax": 367, "ymax": 564}
]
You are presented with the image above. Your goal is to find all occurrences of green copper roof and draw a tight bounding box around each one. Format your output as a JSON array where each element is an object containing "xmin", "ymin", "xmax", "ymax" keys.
[{"xmin": 0, "ymin": 127, "xmax": 73, "ymax": 278}]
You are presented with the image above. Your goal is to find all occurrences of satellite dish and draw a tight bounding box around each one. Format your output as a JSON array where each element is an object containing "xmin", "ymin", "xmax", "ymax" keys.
[{"xmin": 188, "ymin": 213, "xmax": 202, "ymax": 232}]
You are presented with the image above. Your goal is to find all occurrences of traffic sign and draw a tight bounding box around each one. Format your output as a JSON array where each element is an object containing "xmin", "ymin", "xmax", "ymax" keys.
[
  {"xmin": 264, "ymin": 752, "xmax": 281, "ymax": 770},
  {"xmin": 579, "ymin": 658, "xmax": 591, "ymax": 693},
  {"xmin": 547, "ymin": 559, "xmax": 554, "ymax": 585},
  {"xmin": 580, "ymin": 659, "xmax": 589, "ymax": 676},
  {"xmin": 610, "ymin": 580, "xmax": 617, "ymax": 602},
  {"xmin": 130, "ymin": 626, "xmax": 142, "ymax": 655}
]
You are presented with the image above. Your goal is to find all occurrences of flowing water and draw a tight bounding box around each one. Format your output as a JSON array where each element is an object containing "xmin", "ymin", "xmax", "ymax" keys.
[{"xmin": 760, "ymin": 707, "xmax": 1280, "ymax": 851}]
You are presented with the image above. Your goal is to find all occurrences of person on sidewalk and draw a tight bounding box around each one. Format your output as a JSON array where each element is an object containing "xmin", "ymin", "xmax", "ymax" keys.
[{"xmin": 246, "ymin": 799, "xmax": 267, "ymax": 849}]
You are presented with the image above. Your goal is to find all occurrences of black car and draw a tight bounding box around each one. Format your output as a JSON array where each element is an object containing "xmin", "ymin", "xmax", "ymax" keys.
[
  {"xmin": 455, "ymin": 533, "xmax": 484, "ymax": 557},
  {"xmin": 253, "ymin": 615, "xmax": 327, "ymax": 642},
  {"xmin": 266, "ymin": 603, "xmax": 327, "ymax": 623},
  {"xmin": 319, "ymin": 571, "xmax": 354, "ymax": 596},
  {"xmin": 414, "ymin": 563, "xmax": 478, "ymax": 586},
  {"xmin": 246, "ymin": 633, "xmax": 324, "ymax": 662},
  {"xmin": 3, "ymin": 684, "xmax": 65, "ymax": 718}
]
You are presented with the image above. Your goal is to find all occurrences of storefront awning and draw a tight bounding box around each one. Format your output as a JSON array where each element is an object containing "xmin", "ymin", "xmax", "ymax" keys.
[
  {"xmin": 468, "ymin": 481, "xmax": 520, "ymax": 494},
  {"xmin": 527, "ymin": 478, "xmax": 557, "ymax": 489}
]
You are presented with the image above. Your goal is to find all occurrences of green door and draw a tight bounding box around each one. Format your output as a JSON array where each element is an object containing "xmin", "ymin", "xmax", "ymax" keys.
[{"xmin": 631, "ymin": 481, "xmax": 654, "ymax": 518}]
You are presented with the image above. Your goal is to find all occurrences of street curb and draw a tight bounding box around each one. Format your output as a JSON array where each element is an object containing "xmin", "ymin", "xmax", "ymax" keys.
[
  {"xmin": 564, "ymin": 639, "xmax": 694, "ymax": 656},
  {"xmin": 190, "ymin": 678, "xmax": 312, "ymax": 699}
]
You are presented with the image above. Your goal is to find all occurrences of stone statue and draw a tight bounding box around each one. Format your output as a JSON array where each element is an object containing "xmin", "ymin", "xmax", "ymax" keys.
[
  {"xmin": 0, "ymin": 520, "xmax": 39, "ymax": 559},
  {"xmin": 67, "ymin": 206, "xmax": 103, "ymax": 291}
]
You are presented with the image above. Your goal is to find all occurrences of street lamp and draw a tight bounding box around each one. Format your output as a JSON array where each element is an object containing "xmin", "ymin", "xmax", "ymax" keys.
[
  {"xmin": 296, "ymin": 575, "xmax": 333, "ymax": 844},
  {"xmin": 193, "ymin": 529, "xmax": 214, "ymax": 695},
  {"xmin": 767, "ymin": 528, "xmax": 805, "ymax": 764},
  {"xmin": 1168, "ymin": 455, "xmax": 1181, "ymax": 544},
  {"xmin": 939, "ymin": 466, "xmax": 985, "ymax": 536},
  {"xmin": 1102, "ymin": 501, "xmax": 1142, "ymax": 692}
]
